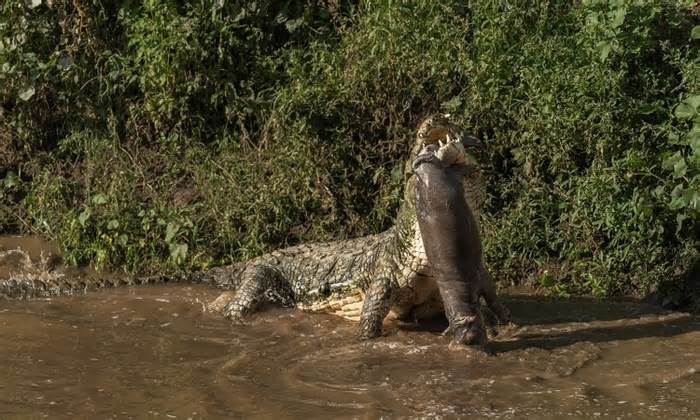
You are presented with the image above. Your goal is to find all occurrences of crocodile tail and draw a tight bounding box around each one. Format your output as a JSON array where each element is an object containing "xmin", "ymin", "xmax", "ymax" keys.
[{"xmin": 0, "ymin": 263, "xmax": 246, "ymax": 300}]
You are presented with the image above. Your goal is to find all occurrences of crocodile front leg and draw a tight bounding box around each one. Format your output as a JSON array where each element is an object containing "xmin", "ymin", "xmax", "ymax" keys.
[
  {"xmin": 359, "ymin": 277, "xmax": 393, "ymax": 339},
  {"xmin": 220, "ymin": 264, "xmax": 294, "ymax": 322}
]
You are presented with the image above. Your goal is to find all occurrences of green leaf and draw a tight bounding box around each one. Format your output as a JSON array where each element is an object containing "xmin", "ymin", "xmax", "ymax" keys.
[
  {"xmin": 669, "ymin": 195, "xmax": 687, "ymax": 210},
  {"xmin": 689, "ymin": 149, "xmax": 700, "ymax": 168},
  {"xmin": 687, "ymin": 95, "xmax": 700, "ymax": 110},
  {"xmin": 686, "ymin": 189, "xmax": 699, "ymax": 211},
  {"xmin": 691, "ymin": 25, "xmax": 700, "ymax": 39},
  {"xmin": 611, "ymin": 7, "xmax": 626, "ymax": 28},
  {"xmin": 675, "ymin": 102, "xmax": 695, "ymax": 119},
  {"xmin": 2, "ymin": 172, "xmax": 19, "ymax": 189},
  {"xmin": 169, "ymin": 242, "xmax": 188, "ymax": 264},
  {"xmin": 638, "ymin": 101, "xmax": 660, "ymax": 115},
  {"xmin": 165, "ymin": 222, "xmax": 179, "ymax": 243},
  {"xmin": 586, "ymin": 12, "xmax": 599, "ymax": 26},
  {"xmin": 671, "ymin": 183, "xmax": 684, "ymax": 198},
  {"xmin": 107, "ymin": 219, "xmax": 119, "ymax": 230},
  {"xmin": 653, "ymin": 185, "xmax": 664, "ymax": 197},
  {"xmin": 676, "ymin": 213, "xmax": 688, "ymax": 235},
  {"xmin": 285, "ymin": 18, "xmax": 303, "ymax": 33},
  {"xmin": 511, "ymin": 147, "xmax": 524, "ymax": 164},
  {"xmin": 663, "ymin": 152, "xmax": 686, "ymax": 178},
  {"xmin": 673, "ymin": 157, "xmax": 687, "ymax": 178},
  {"xmin": 78, "ymin": 209, "xmax": 91, "ymax": 226},
  {"xmin": 117, "ymin": 234, "xmax": 129, "ymax": 247},
  {"xmin": 687, "ymin": 126, "xmax": 700, "ymax": 152},
  {"xmin": 233, "ymin": 8, "xmax": 246, "ymax": 22},
  {"xmin": 675, "ymin": 96, "xmax": 700, "ymax": 120},
  {"xmin": 597, "ymin": 41, "xmax": 612, "ymax": 61},
  {"xmin": 669, "ymin": 184, "xmax": 687, "ymax": 210},
  {"xmin": 91, "ymin": 194, "xmax": 108, "ymax": 205},
  {"xmin": 18, "ymin": 86, "xmax": 35, "ymax": 101}
]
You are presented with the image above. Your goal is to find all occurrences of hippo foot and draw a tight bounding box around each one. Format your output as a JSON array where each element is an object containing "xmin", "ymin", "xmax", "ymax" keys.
[{"xmin": 444, "ymin": 311, "xmax": 489, "ymax": 349}]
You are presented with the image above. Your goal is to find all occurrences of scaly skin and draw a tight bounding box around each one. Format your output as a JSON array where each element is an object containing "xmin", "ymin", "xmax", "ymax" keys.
[{"xmin": 0, "ymin": 115, "xmax": 505, "ymax": 341}]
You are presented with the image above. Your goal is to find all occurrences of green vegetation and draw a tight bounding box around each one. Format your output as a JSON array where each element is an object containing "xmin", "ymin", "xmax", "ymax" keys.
[{"xmin": 0, "ymin": 1, "xmax": 698, "ymax": 307}]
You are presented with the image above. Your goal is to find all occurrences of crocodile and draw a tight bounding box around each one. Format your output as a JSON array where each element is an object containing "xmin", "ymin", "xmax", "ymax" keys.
[{"xmin": 0, "ymin": 115, "xmax": 509, "ymax": 343}]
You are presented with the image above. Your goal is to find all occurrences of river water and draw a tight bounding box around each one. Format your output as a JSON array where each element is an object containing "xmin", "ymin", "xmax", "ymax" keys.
[{"xmin": 1, "ymin": 237, "xmax": 699, "ymax": 418}]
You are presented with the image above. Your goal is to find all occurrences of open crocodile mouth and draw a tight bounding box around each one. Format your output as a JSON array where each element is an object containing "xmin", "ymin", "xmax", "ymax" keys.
[
  {"xmin": 408, "ymin": 115, "xmax": 486, "ymax": 216},
  {"xmin": 409, "ymin": 115, "xmax": 483, "ymax": 175},
  {"xmin": 422, "ymin": 135, "xmax": 481, "ymax": 171},
  {"xmin": 422, "ymin": 125, "xmax": 460, "ymax": 144}
]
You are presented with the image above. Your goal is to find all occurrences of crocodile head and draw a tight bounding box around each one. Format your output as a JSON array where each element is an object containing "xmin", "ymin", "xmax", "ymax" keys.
[
  {"xmin": 412, "ymin": 114, "xmax": 481, "ymax": 160},
  {"xmin": 404, "ymin": 114, "xmax": 486, "ymax": 214}
]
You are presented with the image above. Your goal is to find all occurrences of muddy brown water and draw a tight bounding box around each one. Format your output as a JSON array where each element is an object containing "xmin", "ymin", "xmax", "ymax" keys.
[{"xmin": 1, "ymin": 237, "xmax": 699, "ymax": 419}]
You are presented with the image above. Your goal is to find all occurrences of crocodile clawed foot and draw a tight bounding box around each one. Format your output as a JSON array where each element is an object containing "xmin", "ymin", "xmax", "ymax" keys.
[
  {"xmin": 358, "ymin": 323, "xmax": 384, "ymax": 340},
  {"xmin": 208, "ymin": 291, "xmax": 236, "ymax": 313},
  {"xmin": 358, "ymin": 316, "xmax": 385, "ymax": 340},
  {"xmin": 208, "ymin": 291, "xmax": 251, "ymax": 324},
  {"xmin": 358, "ymin": 331, "xmax": 381, "ymax": 341},
  {"xmin": 222, "ymin": 308, "xmax": 247, "ymax": 325},
  {"xmin": 218, "ymin": 300, "xmax": 252, "ymax": 325}
]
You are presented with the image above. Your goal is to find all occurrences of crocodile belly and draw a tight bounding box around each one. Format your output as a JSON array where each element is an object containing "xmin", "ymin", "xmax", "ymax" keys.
[{"xmin": 297, "ymin": 291, "xmax": 365, "ymax": 321}]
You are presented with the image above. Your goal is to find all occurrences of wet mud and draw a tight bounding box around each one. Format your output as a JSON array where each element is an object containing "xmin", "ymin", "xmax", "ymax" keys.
[{"xmin": 1, "ymin": 237, "xmax": 699, "ymax": 418}]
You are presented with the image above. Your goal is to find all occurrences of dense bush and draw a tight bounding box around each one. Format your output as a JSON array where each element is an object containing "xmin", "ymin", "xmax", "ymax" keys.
[{"xmin": 0, "ymin": 1, "xmax": 698, "ymax": 307}]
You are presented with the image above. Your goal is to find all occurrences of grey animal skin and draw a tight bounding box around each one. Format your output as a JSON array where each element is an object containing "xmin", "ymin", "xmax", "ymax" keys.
[{"xmin": 413, "ymin": 139, "xmax": 510, "ymax": 350}]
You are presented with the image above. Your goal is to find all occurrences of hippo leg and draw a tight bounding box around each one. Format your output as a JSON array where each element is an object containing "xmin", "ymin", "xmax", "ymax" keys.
[{"xmin": 478, "ymin": 263, "xmax": 511, "ymax": 325}]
